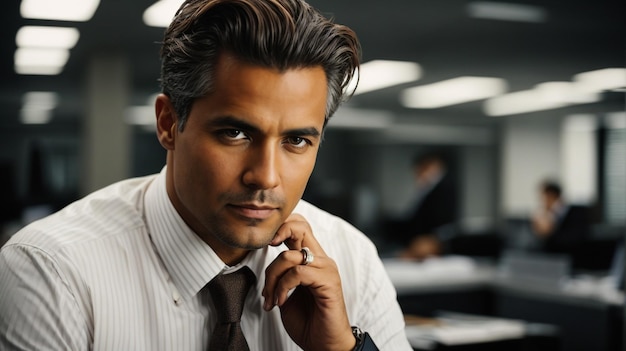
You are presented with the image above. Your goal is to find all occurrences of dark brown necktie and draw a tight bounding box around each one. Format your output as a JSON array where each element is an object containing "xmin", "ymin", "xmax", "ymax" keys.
[{"xmin": 207, "ymin": 266, "xmax": 256, "ymax": 351}]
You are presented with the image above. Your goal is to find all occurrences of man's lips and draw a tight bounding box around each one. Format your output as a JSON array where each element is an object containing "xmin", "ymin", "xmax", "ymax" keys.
[{"xmin": 228, "ymin": 203, "xmax": 278, "ymax": 220}]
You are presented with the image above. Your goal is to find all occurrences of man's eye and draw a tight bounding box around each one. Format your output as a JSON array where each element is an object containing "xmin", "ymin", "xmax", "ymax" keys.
[
  {"xmin": 286, "ymin": 136, "xmax": 309, "ymax": 148},
  {"xmin": 220, "ymin": 129, "xmax": 247, "ymax": 140}
]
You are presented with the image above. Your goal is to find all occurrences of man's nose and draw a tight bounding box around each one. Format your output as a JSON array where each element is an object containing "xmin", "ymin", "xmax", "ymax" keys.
[{"xmin": 242, "ymin": 143, "xmax": 280, "ymax": 190}]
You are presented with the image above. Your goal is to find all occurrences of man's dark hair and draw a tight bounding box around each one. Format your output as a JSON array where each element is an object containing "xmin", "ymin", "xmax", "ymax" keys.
[
  {"xmin": 160, "ymin": 0, "xmax": 361, "ymax": 131},
  {"xmin": 412, "ymin": 151, "xmax": 447, "ymax": 169},
  {"xmin": 541, "ymin": 180, "xmax": 562, "ymax": 198}
]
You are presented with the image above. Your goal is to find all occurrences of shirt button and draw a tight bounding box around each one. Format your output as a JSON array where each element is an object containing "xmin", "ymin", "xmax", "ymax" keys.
[{"xmin": 172, "ymin": 290, "xmax": 181, "ymax": 305}]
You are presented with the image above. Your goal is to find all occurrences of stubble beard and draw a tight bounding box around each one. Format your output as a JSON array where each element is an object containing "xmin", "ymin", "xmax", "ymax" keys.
[
  {"xmin": 211, "ymin": 217, "xmax": 278, "ymax": 250},
  {"xmin": 211, "ymin": 189, "xmax": 286, "ymax": 250}
]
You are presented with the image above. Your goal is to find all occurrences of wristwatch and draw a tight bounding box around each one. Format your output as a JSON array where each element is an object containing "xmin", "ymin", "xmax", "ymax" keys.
[{"xmin": 351, "ymin": 326, "xmax": 379, "ymax": 351}]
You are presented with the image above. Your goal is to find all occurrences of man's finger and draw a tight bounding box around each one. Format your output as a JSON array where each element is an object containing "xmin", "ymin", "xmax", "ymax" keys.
[
  {"xmin": 270, "ymin": 216, "xmax": 309, "ymax": 248},
  {"xmin": 262, "ymin": 249, "xmax": 306, "ymax": 310}
]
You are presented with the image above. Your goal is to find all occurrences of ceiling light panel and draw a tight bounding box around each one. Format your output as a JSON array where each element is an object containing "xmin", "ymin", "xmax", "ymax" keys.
[
  {"xmin": 484, "ymin": 89, "xmax": 561, "ymax": 116},
  {"xmin": 535, "ymin": 81, "xmax": 599, "ymax": 104},
  {"xmin": 15, "ymin": 48, "xmax": 70, "ymax": 75},
  {"xmin": 125, "ymin": 106, "xmax": 155, "ymax": 125},
  {"xmin": 349, "ymin": 60, "xmax": 422, "ymax": 95},
  {"xmin": 15, "ymin": 65, "xmax": 64, "ymax": 75},
  {"xmin": 20, "ymin": 91, "xmax": 59, "ymax": 124},
  {"xmin": 21, "ymin": 0, "xmax": 100, "ymax": 22},
  {"xmin": 467, "ymin": 2, "xmax": 547, "ymax": 23},
  {"xmin": 20, "ymin": 108, "xmax": 53, "ymax": 124},
  {"xmin": 573, "ymin": 68, "xmax": 626, "ymax": 93},
  {"xmin": 401, "ymin": 76, "xmax": 507, "ymax": 109},
  {"xmin": 143, "ymin": 0, "xmax": 184, "ymax": 28},
  {"xmin": 483, "ymin": 82, "xmax": 600, "ymax": 117},
  {"xmin": 16, "ymin": 26, "xmax": 80, "ymax": 49},
  {"xmin": 22, "ymin": 91, "xmax": 59, "ymax": 107}
]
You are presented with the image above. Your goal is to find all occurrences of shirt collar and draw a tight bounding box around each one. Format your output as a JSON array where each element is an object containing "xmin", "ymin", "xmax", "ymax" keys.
[{"xmin": 144, "ymin": 167, "xmax": 275, "ymax": 301}]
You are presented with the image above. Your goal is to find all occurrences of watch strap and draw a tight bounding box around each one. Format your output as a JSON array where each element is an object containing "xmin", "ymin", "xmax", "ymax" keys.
[{"xmin": 352, "ymin": 326, "xmax": 379, "ymax": 351}]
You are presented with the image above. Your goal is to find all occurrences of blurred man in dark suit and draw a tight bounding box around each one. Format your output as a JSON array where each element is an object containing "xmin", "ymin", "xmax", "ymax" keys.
[
  {"xmin": 531, "ymin": 180, "xmax": 590, "ymax": 256},
  {"xmin": 397, "ymin": 152, "xmax": 458, "ymax": 260}
]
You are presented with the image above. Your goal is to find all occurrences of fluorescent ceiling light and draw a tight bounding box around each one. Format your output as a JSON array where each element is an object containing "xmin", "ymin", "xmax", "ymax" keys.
[
  {"xmin": 21, "ymin": 0, "xmax": 100, "ymax": 22},
  {"xmin": 348, "ymin": 60, "xmax": 422, "ymax": 95},
  {"xmin": 467, "ymin": 2, "xmax": 547, "ymax": 23},
  {"xmin": 125, "ymin": 106, "xmax": 155, "ymax": 125},
  {"xmin": 20, "ymin": 91, "xmax": 59, "ymax": 124},
  {"xmin": 401, "ymin": 76, "xmax": 507, "ymax": 108},
  {"xmin": 15, "ymin": 65, "xmax": 64, "ymax": 75},
  {"xmin": 328, "ymin": 107, "xmax": 393, "ymax": 130},
  {"xmin": 15, "ymin": 48, "xmax": 69, "ymax": 67},
  {"xmin": 16, "ymin": 26, "xmax": 80, "ymax": 49},
  {"xmin": 14, "ymin": 48, "xmax": 70, "ymax": 75},
  {"xmin": 573, "ymin": 68, "xmax": 626, "ymax": 93},
  {"xmin": 535, "ymin": 81, "xmax": 599, "ymax": 104},
  {"xmin": 484, "ymin": 81, "xmax": 600, "ymax": 116},
  {"xmin": 20, "ymin": 107, "xmax": 53, "ymax": 124},
  {"xmin": 23, "ymin": 91, "xmax": 59, "ymax": 108},
  {"xmin": 125, "ymin": 105, "xmax": 158, "ymax": 132},
  {"xmin": 144, "ymin": 0, "xmax": 184, "ymax": 27},
  {"xmin": 125, "ymin": 93, "xmax": 162, "ymax": 127},
  {"xmin": 484, "ymin": 89, "xmax": 560, "ymax": 116}
]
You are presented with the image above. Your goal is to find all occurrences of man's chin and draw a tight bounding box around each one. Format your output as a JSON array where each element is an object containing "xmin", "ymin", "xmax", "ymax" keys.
[
  {"xmin": 236, "ymin": 241, "xmax": 271, "ymax": 251},
  {"xmin": 217, "ymin": 223, "xmax": 278, "ymax": 250}
]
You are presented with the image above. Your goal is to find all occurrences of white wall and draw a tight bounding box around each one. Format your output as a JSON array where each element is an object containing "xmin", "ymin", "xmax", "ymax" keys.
[
  {"xmin": 500, "ymin": 116, "xmax": 561, "ymax": 217},
  {"xmin": 460, "ymin": 145, "xmax": 497, "ymax": 229},
  {"xmin": 501, "ymin": 115, "xmax": 562, "ymax": 217},
  {"xmin": 561, "ymin": 115, "xmax": 598, "ymax": 205},
  {"xmin": 500, "ymin": 113, "xmax": 602, "ymax": 218}
]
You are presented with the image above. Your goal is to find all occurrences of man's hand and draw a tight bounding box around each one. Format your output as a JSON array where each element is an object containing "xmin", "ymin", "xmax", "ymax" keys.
[
  {"xmin": 531, "ymin": 211, "xmax": 555, "ymax": 238},
  {"xmin": 398, "ymin": 234, "xmax": 441, "ymax": 261},
  {"xmin": 262, "ymin": 214, "xmax": 356, "ymax": 351}
]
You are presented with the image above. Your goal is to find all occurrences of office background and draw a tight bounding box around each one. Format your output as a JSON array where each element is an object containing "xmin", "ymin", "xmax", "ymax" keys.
[
  {"xmin": 0, "ymin": 0, "xmax": 624, "ymax": 223},
  {"xmin": 0, "ymin": 1, "xmax": 624, "ymax": 350}
]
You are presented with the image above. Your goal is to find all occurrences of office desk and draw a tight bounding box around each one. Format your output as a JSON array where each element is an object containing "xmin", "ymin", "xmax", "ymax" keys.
[
  {"xmin": 385, "ymin": 257, "xmax": 624, "ymax": 351},
  {"xmin": 493, "ymin": 278, "xmax": 623, "ymax": 351},
  {"xmin": 386, "ymin": 257, "xmax": 497, "ymax": 317}
]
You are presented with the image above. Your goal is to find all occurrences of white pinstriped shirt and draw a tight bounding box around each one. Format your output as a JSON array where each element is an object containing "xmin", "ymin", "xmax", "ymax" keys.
[{"xmin": 0, "ymin": 167, "xmax": 411, "ymax": 351}]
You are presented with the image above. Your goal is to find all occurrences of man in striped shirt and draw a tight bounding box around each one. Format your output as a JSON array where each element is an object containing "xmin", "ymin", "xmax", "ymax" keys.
[{"xmin": 0, "ymin": 0, "xmax": 412, "ymax": 350}]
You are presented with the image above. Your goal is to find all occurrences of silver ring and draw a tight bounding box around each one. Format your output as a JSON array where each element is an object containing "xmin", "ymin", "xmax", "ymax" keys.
[{"xmin": 301, "ymin": 247, "xmax": 314, "ymax": 266}]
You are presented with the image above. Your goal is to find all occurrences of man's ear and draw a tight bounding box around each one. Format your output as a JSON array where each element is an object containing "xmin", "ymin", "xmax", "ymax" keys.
[{"xmin": 155, "ymin": 94, "xmax": 177, "ymax": 150}]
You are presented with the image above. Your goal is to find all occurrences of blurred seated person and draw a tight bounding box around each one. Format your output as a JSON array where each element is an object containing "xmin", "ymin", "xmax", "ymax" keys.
[
  {"xmin": 394, "ymin": 152, "xmax": 458, "ymax": 260},
  {"xmin": 531, "ymin": 180, "xmax": 590, "ymax": 257}
]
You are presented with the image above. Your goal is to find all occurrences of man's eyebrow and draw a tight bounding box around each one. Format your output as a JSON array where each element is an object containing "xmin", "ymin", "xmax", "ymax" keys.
[
  {"xmin": 282, "ymin": 126, "xmax": 321, "ymax": 138},
  {"xmin": 208, "ymin": 115, "xmax": 321, "ymax": 138},
  {"xmin": 208, "ymin": 116, "xmax": 259, "ymax": 133}
]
